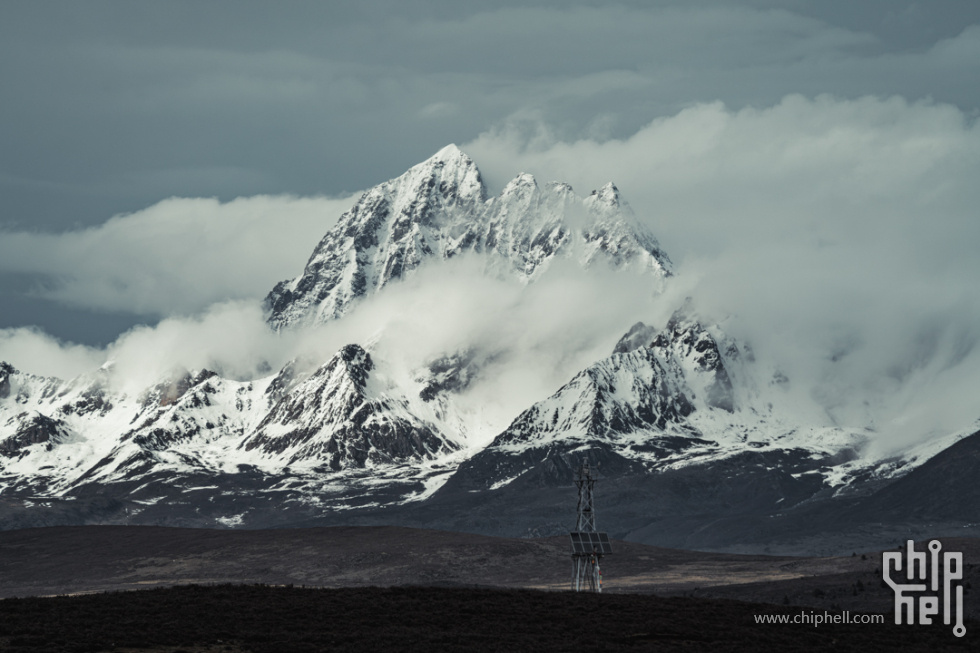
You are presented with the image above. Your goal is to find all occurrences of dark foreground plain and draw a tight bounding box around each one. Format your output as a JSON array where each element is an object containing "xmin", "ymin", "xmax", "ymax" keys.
[
  {"xmin": 1, "ymin": 526, "xmax": 978, "ymax": 651},
  {"xmin": 0, "ymin": 584, "xmax": 977, "ymax": 653},
  {"xmin": 2, "ymin": 526, "xmax": 979, "ymax": 619}
]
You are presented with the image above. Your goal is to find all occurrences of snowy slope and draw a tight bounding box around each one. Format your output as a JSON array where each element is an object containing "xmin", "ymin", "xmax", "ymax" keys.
[{"xmin": 0, "ymin": 343, "xmax": 466, "ymax": 511}]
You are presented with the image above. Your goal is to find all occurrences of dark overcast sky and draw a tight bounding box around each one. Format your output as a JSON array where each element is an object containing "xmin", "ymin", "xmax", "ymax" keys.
[{"xmin": 1, "ymin": 0, "xmax": 979, "ymax": 345}]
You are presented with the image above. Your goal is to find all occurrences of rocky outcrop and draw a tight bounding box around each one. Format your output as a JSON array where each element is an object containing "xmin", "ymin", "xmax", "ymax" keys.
[
  {"xmin": 0, "ymin": 413, "xmax": 72, "ymax": 457},
  {"xmin": 0, "ymin": 362, "xmax": 14, "ymax": 400}
]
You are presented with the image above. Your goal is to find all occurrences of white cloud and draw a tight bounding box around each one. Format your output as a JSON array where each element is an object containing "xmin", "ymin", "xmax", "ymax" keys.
[
  {"xmin": 464, "ymin": 94, "xmax": 980, "ymax": 448},
  {"xmin": 0, "ymin": 328, "xmax": 103, "ymax": 380},
  {"xmin": 104, "ymin": 301, "xmax": 289, "ymax": 395},
  {"xmin": 333, "ymin": 257, "xmax": 662, "ymax": 444},
  {"xmin": 466, "ymin": 94, "xmax": 980, "ymax": 255},
  {"xmin": 0, "ymin": 194, "xmax": 355, "ymax": 316}
]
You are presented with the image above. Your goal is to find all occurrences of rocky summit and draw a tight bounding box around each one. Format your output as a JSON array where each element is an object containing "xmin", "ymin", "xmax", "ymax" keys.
[{"xmin": 265, "ymin": 144, "xmax": 671, "ymax": 329}]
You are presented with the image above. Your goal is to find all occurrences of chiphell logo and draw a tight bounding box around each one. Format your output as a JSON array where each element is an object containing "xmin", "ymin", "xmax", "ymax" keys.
[{"xmin": 882, "ymin": 539, "xmax": 966, "ymax": 637}]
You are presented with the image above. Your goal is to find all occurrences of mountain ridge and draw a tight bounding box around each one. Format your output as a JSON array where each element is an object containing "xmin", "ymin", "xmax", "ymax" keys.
[{"xmin": 0, "ymin": 145, "xmax": 975, "ymax": 555}]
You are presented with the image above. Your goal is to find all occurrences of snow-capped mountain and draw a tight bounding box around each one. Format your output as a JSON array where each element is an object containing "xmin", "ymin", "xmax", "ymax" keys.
[
  {"xmin": 438, "ymin": 305, "xmax": 866, "ymax": 494},
  {"xmin": 1, "ymin": 146, "xmax": 976, "ymax": 553},
  {"xmin": 266, "ymin": 144, "xmax": 670, "ymax": 329},
  {"xmin": 241, "ymin": 344, "xmax": 457, "ymax": 469}
]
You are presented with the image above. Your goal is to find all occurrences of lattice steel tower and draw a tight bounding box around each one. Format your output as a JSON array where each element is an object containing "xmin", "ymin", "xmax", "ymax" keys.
[{"xmin": 570, "ymin": 461, "xmax": 611, "ymax": 592}]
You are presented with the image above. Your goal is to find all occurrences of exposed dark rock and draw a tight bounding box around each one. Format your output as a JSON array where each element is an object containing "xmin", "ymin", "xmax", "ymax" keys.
[
  {"xmin": 0, "ymin": 362, "xmax": 14, "ymax": 399},
  {"xmin": 0, "ymin": 413, "xmax": 71, "ymax": 457}
]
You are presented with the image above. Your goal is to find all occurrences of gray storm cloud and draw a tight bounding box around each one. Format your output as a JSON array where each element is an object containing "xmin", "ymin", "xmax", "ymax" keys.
[{"xmin": 4, "ymin": 2, "xmax": 979, "ymax": 233}]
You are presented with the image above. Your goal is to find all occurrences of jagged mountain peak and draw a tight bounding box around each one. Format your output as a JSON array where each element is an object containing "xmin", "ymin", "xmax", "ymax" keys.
[
  {"xmin": 311, "ymin": 344, "xmax": 373, "ymax": 394},
  {"xmin": 266, "ymin": 146, "xmax": 493, "ymax": 328},
  {"xmin": 430, "ymin": 142, "xmax": 462, "ymax": 158},
  {"xmin": 139, "ymin": 368, "xmax": 218, "ymax": 409},
  {"xmin": 428, "ymin": 142, "xmax": 467, "ymax": 164},
  {"xmin": 612, "ymin": 306, "xmax": 737, "ymax": 413},
  {"xmin": 391, "ymin": 143, "xmax": 487, "ymax": 210},
  {"xmin": 613, "ymin": 322, "xmax": 658, "ymax": 355},
  {"xmin": 475, "ymin": 307, "xmax": 742, "ymax": 460},
  {"xmin": 241, "ymin": 342, "xmax": 457, "ymax": 470},
  {"xmin": 266, "ymin": 148, "xmax": 672, "ymax": 329},
  {"xmin": 548, "ymin": 180, "xmax": 575, "ymax": 196},
  {"xmin": 502, "ymin": 172, "xmax": 538, "ymax": 191},
  {"xmin": 587, "ymin": 181, "xmax": 622, "ymax": 208}
]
